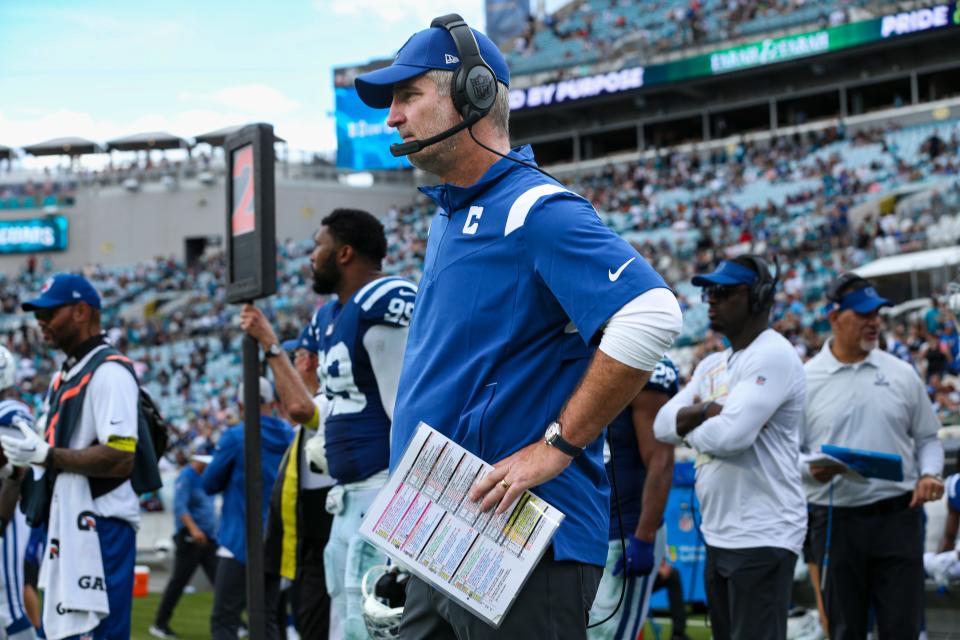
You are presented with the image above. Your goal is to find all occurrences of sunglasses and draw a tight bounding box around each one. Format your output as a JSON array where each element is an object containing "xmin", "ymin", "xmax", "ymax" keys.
[
  {"xmin": 33, "ymin": 304, "xmax": 76, "ymax": 323},
  {"xmin": 701, "ymin": 285, "xmax": 745, "ymax": 303}
]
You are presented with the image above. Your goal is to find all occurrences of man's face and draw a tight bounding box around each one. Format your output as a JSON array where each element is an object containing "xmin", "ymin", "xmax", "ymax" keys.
[
  {"xmin": 830, "ymin": 307, "xmax": 881, "ymax": 355},
  {"xmin": 702, "ymin": 284, "xmax": 750, "ymax": 336},
  {"xmin": 386, "ymin": 75, "xmax": 462, "ymax": 175},
  {"xmin": 34, "ymin": 303, "xmax": 81, "ymax": 351},
  {"xmin": 293, "ymin": 349, "xmax": 318, "ymax": 385},
  {"xmin": 311, "ymin": 226, "xmax": 340, "ymax": 295}
]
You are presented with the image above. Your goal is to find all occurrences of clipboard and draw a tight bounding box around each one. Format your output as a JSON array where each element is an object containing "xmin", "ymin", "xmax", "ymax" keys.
[{"xmin": 820, "ymin": 444, "xmax": 904, "ymax": 482}]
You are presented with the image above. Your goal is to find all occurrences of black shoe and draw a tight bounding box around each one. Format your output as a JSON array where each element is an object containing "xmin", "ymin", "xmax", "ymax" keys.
[{"xmin": 149, "ymin": 624, "xmax": 179, "ymax": 639}]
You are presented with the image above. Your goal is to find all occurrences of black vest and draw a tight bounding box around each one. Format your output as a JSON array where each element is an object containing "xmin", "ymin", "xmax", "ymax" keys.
[{"xmin": 21, "ymin": 345, "xmax": 161, "ymax": 527}]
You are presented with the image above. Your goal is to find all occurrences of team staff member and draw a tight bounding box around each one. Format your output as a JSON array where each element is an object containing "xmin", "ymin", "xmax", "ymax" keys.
[
  {"xmin": 150, "ymin": 452, "xmax": 219, "ymax": 639},
  {"xmin": 654, "ymin": 256, "xmax": 807, "ymax": 640},
  {"xmin": 240, "ymin": 316, "xmax": 335, "ymax": 640},
  {"xmin": 2, "ymin": 274, "xmax": 146, "ymax": 640},
  {"xmin": 356, "ymin": 18, "xmax": 681, "ymax": 639},
  {"xmin": 303, "ymin": 209, "xmax": 415, "ymax": 640},
  {"xmin": 589, "ymin": 358, "xmax": 678, "ymax": 640},
  {"xmin": 802, "ymin": 274, "xmax": 944, "ymax": 639},
  {"xmin": 203, "ymin": 378, "xmax": 292, "ymax": 640}
]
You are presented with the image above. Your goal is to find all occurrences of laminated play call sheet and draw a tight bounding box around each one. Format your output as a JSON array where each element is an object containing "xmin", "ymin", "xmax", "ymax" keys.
[{"xmin": 359, "ymin": 423, "xmax": 565, "ymax": 627}]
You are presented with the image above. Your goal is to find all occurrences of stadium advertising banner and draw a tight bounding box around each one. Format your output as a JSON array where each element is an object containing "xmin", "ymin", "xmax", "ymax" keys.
[
  {"xmin": 334, "ymin": 85, "xmax": 409, "ymax": 171},
  {"xmin": 510, "ymin": 3, "xmax": 960, "ymax": 111},
  {"xmin": 0, "ymin": 216, "xmax": 68, "ymax": 254}
]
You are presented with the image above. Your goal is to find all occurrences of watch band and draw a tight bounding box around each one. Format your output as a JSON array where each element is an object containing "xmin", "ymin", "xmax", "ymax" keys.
[
  {"xmin": 264, "ymin": 343, "xmax": 282, "ymax": 359},
  {"xmin": 545, "ymin": 422, "xmax": 584, "ymax": 457}
]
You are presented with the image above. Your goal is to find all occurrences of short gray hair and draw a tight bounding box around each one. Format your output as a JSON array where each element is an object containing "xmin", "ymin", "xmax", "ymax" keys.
[{"xmin": 425, "ymin": 69, "xmax": 510, "ymax": 137}]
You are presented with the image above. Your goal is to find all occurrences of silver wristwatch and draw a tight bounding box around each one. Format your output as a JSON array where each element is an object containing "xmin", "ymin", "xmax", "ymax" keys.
[{"xmin": 543, "ymin": 421, "xmax": 584, "ymax": 457}]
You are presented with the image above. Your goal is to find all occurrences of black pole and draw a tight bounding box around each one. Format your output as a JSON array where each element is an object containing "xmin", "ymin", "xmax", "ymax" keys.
[{"xmin": 242, "ymin": 332, "xmax": 266, "ymax": 640}]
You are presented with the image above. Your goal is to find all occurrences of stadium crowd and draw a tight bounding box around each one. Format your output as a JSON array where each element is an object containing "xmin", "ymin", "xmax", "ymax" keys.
[
  {"xmin": 2, "ymin": 118, "xmax": 960, "ymax": 464},
  {"xmin": 508, "ymin": 0, "xmax": 858, "ymax": 74}
]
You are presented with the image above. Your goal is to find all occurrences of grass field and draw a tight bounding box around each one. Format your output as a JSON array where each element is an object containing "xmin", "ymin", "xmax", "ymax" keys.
[
  {"xmin": 131, "ymin": 592, "xmax": 214, "ymax": 640},
  {"xmin": 129, "ymin": 591, "xmax": 712, "ymax": 639}
]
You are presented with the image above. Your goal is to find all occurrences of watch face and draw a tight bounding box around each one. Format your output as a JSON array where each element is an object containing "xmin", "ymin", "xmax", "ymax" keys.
[{"xmin": 545, "ymin": 422, "xmax": 560, "ymax": 440}]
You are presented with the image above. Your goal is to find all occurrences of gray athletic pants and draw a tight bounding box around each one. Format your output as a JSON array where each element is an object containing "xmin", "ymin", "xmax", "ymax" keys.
[
  {"xmin": 400, "ymin": 549, "xmax": 603, "ymax": 639},
  {"xmin": 704, "ymin": 545, "xmax": 797, "ymax": 640}
]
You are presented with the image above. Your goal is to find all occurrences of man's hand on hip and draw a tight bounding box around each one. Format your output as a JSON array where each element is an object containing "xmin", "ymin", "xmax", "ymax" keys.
[
  {"xmin": 468, "ymin": 441, "xmax": 572, "ymax": 515},
  {"xmin": 911, "ymin": 474, "xmax": 945, "ymax": 507},
  {"xmin": 0, "ymin": 419, "xmax": 50, "ymax": 467}
]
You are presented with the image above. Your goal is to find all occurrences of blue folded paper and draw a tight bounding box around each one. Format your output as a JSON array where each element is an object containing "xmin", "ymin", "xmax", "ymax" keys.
[{"xmin": 820, "ymin": 444, "xmax": 904, "ymax": 482}]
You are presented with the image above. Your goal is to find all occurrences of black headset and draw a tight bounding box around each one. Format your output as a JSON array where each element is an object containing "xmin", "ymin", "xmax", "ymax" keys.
[
  {"xmin": 826, "ymin": 272, "xmax": 868, "ymax": 306},
  {"xmin": 741, "ymin": 255, "xmax": 780, "ymax": 314},
  {"xmin": 430, "ymin": 14, "xmax": 498, "ymax": 122}
]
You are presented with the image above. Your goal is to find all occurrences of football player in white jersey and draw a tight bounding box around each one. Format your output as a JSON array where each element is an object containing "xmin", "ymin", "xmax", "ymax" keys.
[{"xmin": 0, "ymin": 346, "xmax": 38, "ymax": 640}]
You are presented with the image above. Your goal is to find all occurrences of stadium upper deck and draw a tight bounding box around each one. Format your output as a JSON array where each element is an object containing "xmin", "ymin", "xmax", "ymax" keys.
[{"xmin": 506, "ymin": 0, "xmax": 870, "ymax": 77}]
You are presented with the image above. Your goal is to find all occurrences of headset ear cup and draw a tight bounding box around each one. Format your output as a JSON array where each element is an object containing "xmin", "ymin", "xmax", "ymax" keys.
[{"xmin": 462, "ymin": 65, "xmax": 496, "ymax": 118}]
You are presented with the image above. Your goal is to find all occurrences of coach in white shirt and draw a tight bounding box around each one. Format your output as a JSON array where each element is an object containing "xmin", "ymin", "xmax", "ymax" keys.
[
  {"xmin": 655, "ymin": 256, "xmax": 806, "ymax": 640},
  {"xmin": 802, "ymin": 274, "xmax": 944, "ymax": 640}
]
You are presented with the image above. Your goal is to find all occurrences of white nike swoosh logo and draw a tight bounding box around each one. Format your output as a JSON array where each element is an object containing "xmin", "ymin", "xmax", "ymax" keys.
[{"xmin": 608, "ymin": 257, "xmax": 636, "ymax": 282}]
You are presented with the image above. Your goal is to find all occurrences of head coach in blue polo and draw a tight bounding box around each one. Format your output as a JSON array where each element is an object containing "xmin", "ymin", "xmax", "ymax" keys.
[{"xmin": 354, "ymin": 14, "xmax": 683, "ymax": 640}]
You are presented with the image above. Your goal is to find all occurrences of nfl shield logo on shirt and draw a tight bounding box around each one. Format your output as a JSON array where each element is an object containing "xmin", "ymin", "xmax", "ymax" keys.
[{"xmin": 756, "ymin": 376, "xmax": 766, "ymax": 386}]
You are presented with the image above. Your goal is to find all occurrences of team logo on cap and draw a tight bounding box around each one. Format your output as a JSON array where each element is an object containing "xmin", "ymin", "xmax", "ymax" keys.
[
  {"xmin": 41, "ymin": 277, "xmax": 55, "ymax": 293},
  {"xmin": 444, "ymin": 53, "xmax": 460, "ymax": 65}
]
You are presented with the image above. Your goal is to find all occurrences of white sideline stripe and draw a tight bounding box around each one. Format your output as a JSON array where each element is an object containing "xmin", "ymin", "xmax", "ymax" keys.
[
  {"xmin": 504, "ymin": 184, "xmax": 567, "ymax": 236},
  {"xmin": 353, "ymin": 276, "xmax": 395, "ymax": 303},
  {"xmin": 361, "ymin": 279, "xmax": 416, "ymax": 311}
]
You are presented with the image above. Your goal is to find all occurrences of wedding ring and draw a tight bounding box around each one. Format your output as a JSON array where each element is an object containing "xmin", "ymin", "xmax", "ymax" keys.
[{"xmin": 500, "ymin": 479, "xmax": 511, "ymax": 490}]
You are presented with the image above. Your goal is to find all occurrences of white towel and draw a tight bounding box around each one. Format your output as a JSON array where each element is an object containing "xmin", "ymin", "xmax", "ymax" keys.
[{"xmin": 38, "ymin": 473, "xmax": 109, "ymax": 640}]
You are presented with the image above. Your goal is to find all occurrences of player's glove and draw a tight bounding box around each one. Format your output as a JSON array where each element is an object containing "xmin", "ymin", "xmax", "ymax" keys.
[
  {"xmin": 304, "ymin": 431, "xmax": 328, "ymax": 475},
  {"xmin": 0, "ymin": 418, "xmax": 50, "ymax": 467},
  {"xmin": 613, "ymin": 535, "xmax": 655, "ymax": 578}
]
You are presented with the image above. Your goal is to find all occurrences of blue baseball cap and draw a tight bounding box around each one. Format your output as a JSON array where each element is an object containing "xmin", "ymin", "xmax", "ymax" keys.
[
  {"xmin": 355, "ymin": 25, "xmax": 510, "ymax": 109},
  {"xmin": 282, "ymin": 325, "xmax": 319, "ymax": 354},
  {"xmin": 835, "ymin": 285, "xmax": 892, "ymax": 313},
  {"xmin": 22, "ymin": 274, "xmax": 101, "ymax": 311},
  {"xmin": 691, "ymin": 260, "xmax": 758, "ymax": 287}
]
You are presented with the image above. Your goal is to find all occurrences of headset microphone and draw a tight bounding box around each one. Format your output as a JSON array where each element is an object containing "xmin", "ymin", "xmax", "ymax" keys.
[{"xmin": 389, "ymin": 112, "xmax": 481, "ymax": 157}]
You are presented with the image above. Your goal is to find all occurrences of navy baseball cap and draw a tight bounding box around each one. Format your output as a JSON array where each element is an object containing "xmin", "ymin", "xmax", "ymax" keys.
[
  {"xmin": 835, "ymin": 285, "xmax": 892, "ymax": 313},
  {"xmin": 22, "ymin": 274, "xmax": 102, "ymax": 311},
  {"xmin": 282, "ymin": 325, "xmax": 319, "ymax": 354},
  {"xmin": 355, "ymin": 25, "xmax": 510, "ymax": 109},
  {"xmin": 691, "ymin": 260, "xmax": 758, "ymax": 288}
]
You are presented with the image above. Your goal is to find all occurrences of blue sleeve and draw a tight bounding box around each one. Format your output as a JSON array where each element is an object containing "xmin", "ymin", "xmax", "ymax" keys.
[
  {"xmin": 645, "ymin": 359, "xmax": 680, "ymax": 397},
  {"xmin": 522, "ymin": 191, "xmax": 668, "ymax": 344},
  {"xmin": 361, "ymin": 280, "xmax": 417, "ymax": 328},
  {"xmin": 203, "ymin": 430, "xmax": 238, "ymax": 495},
  {"xmin": 173, "ymin": 469, "xmax": 191, "ymax": 522}
]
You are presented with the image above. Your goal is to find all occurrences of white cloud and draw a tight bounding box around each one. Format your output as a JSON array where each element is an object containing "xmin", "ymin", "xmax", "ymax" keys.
[
  {"xmin": 210, "ymin": 84, "xmax": 301, "ymax": 116},
  {"xmin": 322, "ymin": 0, "xmax": 484, "ymax": 30},
  {"xmin": 0, "ymin": 105, "xmax": 336, "ymax": 170}
]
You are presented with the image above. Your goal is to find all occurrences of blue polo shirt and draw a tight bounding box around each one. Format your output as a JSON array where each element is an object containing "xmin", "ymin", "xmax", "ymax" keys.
[
  {"xmin": 173, "ymin": 465, "xmax": 218, "ymax": 538},
  {"xmin": 391, "ymin": 145, "xmax": 669, "ymax": 567}
]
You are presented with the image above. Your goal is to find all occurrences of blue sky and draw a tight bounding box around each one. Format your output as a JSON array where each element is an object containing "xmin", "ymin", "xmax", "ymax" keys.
[{"xmin": 0, "ymin": 0, "xmax": 562, "ymax": 164}]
